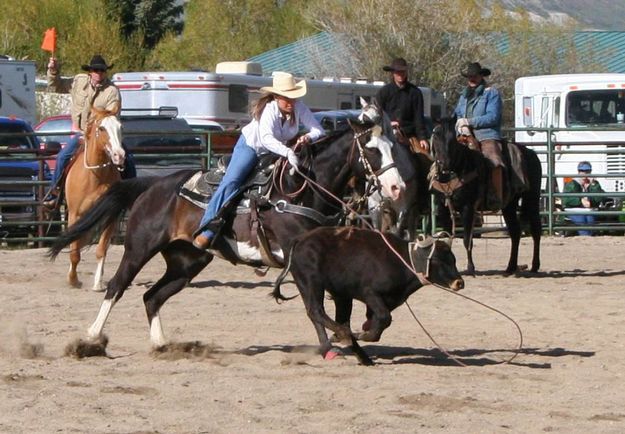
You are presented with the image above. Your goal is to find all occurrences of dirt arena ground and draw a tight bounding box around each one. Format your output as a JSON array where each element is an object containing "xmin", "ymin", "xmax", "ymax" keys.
[{"xmin": 1, "ymin": 235, "xmax": 624, "ymax": 433}]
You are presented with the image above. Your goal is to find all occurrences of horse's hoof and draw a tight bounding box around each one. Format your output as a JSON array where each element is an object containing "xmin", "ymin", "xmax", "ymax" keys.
[
  {"xmin": 323, "ymin": 348, "xmax": 344, "ymax": 360},
  {"xmin": 64, "ymin": 334, "xmax": 109, "ymax": 359},
  {"xmin": 69, "ymin": 280, "xmax": 83, "ymax": 289},
  {"xmin": 91, "ymin": 285, "xmax": 105, "ymax": 293}
]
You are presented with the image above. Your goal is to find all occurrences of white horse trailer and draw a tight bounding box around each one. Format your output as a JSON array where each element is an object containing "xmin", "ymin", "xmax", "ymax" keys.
[
  {"xmin": 0, "ymin": 58, "xmax": 36, "ymax": 125},
  {"xmin": 515, "ymin": 74, "xmax": 625, "ymax": 193},
  {"xmin": 113, "ymin": 61, "xmax": 446, "ymax": 130}
]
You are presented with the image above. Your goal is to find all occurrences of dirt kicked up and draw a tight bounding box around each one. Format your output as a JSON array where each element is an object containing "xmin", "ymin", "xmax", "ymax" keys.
[{"xmin": 1, "ymin": 236, "xmax": 624, "ymax": 433}]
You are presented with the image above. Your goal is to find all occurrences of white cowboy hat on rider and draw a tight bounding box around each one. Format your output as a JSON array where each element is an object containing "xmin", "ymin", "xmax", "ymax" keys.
[{"xmin": 261, "ymin": 72, "xmax": 307, "ymax": 99}]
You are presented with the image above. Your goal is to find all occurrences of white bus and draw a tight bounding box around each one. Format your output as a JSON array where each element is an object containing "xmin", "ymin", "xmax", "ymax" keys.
[
  {"xmin": 113, "ymin": 61, "xmax": 446, "ymax": 131},
  {"xmin": 515, "ymin": 73, "xmax": 625, "ymax": 194}
]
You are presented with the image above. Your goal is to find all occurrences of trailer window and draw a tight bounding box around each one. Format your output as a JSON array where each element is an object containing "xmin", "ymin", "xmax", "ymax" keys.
[
  {"xmin": 567, "ymin": 89, "xmax": 625, "ymax": 126},
  {"xmin": 228, "ymin": 85, "xmax": 248, "ymax": 113}
]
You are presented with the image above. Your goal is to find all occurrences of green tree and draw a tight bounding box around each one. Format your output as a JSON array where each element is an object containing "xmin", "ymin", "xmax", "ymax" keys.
[
  {"xmin": 148, "ymin": 0, "xmax": 315, "ymax": 71},
  {"xmin": 102, "ymin": 0, "xmax": 184, "ymax": 50}
]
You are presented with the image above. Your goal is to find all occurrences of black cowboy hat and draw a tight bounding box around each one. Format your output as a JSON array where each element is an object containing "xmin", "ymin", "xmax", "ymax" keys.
[
  {"xmin": 81, "ymin": 55, "xmax": 113, "ymax": 72},
  {"xmin": 461, "ymin": 62, "xmax": 491, "ymax": 77},
  {"xmin": 382, "ymin": 57, "xmax": 408, "ymax": 72}
]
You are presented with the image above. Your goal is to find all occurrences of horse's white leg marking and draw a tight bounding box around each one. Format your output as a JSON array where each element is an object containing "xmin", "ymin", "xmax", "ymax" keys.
[
  {"xmin": 87, "ymin": 298, "xmax": 115, "ymax": 340},
  {"xmin": 92, "ymin": 257, "xmax": 105, "ymax": 292},
  {"xmin": 150, "ymin": 314, "xmax": 167, "ymax": 347}
]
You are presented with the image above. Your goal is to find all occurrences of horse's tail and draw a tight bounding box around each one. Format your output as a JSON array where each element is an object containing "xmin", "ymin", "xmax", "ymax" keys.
[
  {"xmin": 270, "ymin": 242, "xmax": 300, "ymax": 303},
  {"xmin": 519, "ymin": 147, "xmax": 542, "ymax": 221},
  {"xmin": 48, "ymin": 177, "xmax": 157, "ymax": 259}
]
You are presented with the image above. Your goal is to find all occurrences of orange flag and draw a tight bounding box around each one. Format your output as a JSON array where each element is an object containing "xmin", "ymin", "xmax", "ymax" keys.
[{"xmin": 41, "ymin": 28, "xmax": 57, "ymax": 53}]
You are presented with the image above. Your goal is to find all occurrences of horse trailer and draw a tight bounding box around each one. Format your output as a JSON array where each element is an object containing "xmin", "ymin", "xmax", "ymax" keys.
[
  {"xmin": 0, "ymin": 57, "xmax": 37, "ymax": 126},
  {"xmin": 514, "ymin": 73, "xmax": 625, "ymax": 194},
  {"xmin": 113, "ymin": 61, "xmax": 446, "ymax": 131}
]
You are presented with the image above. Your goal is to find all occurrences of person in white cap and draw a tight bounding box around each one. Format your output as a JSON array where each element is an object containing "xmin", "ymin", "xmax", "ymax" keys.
[{"xmin": 193, "ymin": 72, "xmax": 324, "ymax": 249}]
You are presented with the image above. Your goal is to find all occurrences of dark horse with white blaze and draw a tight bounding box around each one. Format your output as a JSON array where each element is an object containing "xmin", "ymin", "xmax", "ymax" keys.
[
  {"xmin": 429, "ymin": 118, "xmax": 542, "ymax": 275},
  {"xmin": 49, "ymin": 122, "xmax": 405, "ymax": 352},
  {"xmin": 358, "ymin": 98, "xmax": 432, "ymax": 239}
]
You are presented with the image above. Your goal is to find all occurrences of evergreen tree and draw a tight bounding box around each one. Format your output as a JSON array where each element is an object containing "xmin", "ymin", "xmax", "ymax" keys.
[{"xmin": 103, "ymin": 0, "xmax": 184, "ymax": 49}]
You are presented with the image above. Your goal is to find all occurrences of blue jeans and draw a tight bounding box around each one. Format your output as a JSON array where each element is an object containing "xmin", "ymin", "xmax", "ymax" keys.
[
  {"xmin": 199, "ymin": 136, "xmax": 258, "ymax": 238},
  {"xmin": 568, "ymin": 210, "xmax": 595, "ymax": 236},
  {"xmin": 52, "ymin": 133, "xmax": 81, "ymax": 186}
]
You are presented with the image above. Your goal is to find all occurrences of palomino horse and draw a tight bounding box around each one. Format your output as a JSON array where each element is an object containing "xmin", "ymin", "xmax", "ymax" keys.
[
  {"xmin": 49, "ymin": 121, "xmax": 404, "ymax": 352},
  {"xmin": 429, "ymin": 118, "xmax": 542, "ymax": 275},
  {"xmin": 358, "ymin": 98, "xmax": 432, "ymax": 239},
  {"xmin": 65, "ymin": 109, "xmax": 125, "ymax": 290}
]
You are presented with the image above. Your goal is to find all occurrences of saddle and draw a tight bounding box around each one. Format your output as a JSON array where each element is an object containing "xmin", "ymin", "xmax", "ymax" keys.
[{"xmin": 178, "ymin": 154, "xmax": 277, "ymax": 209}]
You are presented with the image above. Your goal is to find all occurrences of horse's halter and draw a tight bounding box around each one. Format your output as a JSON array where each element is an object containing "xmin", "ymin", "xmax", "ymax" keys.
[
  {"xmin": 83, "ymin": 116, "xmax": 125, "ymax": 171},
  {"xmin": 352, "ymin": 126, "xmax": 398, "ymax": 190}
]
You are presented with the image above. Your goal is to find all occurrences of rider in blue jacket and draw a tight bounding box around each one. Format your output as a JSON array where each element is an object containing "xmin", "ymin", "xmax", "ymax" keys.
[{"xmin": 454, "ymin": 62, "xmax": 505, "ymax": 206}]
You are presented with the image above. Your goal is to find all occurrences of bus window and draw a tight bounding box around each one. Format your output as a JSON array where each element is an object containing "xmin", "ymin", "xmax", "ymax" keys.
[
  {"xmin": 523, "ymin": 97, "xmax": 532, "ymax": 126},
  {"xmin": 553, "ymin": 96, "xmax": 560, "ymax": 126},
  {"xmin": 540, "ymin": 96, "xmax": 550, "ymax": 128},
  {"xmin": 566, "ymin": 89, "xmax": 624, "ymax": 125}
]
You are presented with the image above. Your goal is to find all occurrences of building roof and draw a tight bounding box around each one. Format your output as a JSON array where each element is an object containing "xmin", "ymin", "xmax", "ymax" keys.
[
  {"xmin": 573, "ymin": 31, "xmax": 625, "ymax": 73},
  {"xmin": 248, "ymin": 32, "xmax": 351, "ymax": 78},
  {"xmin": 249, "ymin": 31, "xmax": 625, "ymax": 77}
]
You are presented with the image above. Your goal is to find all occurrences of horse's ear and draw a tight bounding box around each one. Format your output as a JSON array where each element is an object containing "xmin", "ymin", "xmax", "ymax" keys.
[{"xmin": 359, "ymin": 96, "xmax": 368, "ymax": 108}]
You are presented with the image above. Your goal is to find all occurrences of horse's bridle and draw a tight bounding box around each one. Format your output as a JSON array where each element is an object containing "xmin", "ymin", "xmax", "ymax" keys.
[
  {"xmin": 83, "ymin": 120, "xmax": 124, "ymax": 171},
  {"xmin": 352, "ymin": 126, "xmax": 397, "ymax": 190}
]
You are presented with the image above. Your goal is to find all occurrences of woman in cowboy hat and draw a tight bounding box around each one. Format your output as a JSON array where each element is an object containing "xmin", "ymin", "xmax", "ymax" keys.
[
  {"xmin": 454, "ymin": 61, "xmax": 505, "ymax": 207},
  {"xmin": 44, "ymin": 54, "xmax": 135, "ymax": 207},
  {"xmin": 193, "ymin": 72, "xmax": 324, "ymax": 249}
]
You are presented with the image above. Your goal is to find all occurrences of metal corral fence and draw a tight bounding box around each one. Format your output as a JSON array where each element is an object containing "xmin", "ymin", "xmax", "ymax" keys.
[
  {"xmin": 2, "ymin": 127, "xmax": 625, "ymax": 247},
  {"xmin": 0, "ymin": 129, "xmax": 238, "ymax": 247},
  {"xmin": 507, "ymin": 126, "xmax": 625, "ymax": 236}
]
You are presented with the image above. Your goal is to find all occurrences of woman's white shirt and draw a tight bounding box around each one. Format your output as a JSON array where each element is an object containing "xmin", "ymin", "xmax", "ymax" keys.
[{"xmin": 241, "ymin": 99, "xmax": 324, "ymax": 157}]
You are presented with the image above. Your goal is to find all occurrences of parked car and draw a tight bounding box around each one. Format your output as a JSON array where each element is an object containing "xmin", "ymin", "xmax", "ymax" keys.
[
  {"xmin": 0, "ymin": 116, "xmax": 52, "ymax": 237},
  {"xmin": 313, "ymin": 109, "xmax": 361, "ymax": 133},
  {"xmin": 35, "ymin": 110, "xmax": 211, "ymax": 177},
  {"xmin": 121, "ymin": 111, "xmax": 206, "ymax": 177},
  {"xmin": 34, "ymin": 114, "xmax": 74, "ymax": 173}
]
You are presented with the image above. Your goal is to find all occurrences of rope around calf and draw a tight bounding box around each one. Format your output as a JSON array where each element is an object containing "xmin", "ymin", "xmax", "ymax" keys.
[{"xmin": 290, "ymin": 165, "xmax": 523, "ymax": 366}]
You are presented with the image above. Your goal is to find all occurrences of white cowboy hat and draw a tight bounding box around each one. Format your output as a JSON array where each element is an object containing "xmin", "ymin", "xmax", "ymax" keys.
[{"xmin": 261, "ymin": 72, "xmax": 307, "ymax": 99}]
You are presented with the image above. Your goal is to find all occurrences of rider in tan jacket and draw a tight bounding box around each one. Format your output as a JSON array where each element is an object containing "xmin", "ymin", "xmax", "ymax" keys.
[{"xmin": 44, "ymin": 55, "xmax": 131, "ymax": 207}]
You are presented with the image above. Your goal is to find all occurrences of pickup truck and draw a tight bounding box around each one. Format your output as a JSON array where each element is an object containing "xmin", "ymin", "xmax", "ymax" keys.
[{"xmin": 0, "ymin": 116, "xmax": 52, "ymax": 237}]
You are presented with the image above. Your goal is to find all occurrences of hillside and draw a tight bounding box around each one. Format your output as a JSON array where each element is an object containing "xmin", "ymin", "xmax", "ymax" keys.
[{"xmin": 495, "ymin": 0, "xmax": 625, "ymax": 30}]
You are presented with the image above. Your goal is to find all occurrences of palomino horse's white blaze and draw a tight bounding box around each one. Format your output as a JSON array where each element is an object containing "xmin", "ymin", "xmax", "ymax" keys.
[
  {"xmin": 364, "ymin": 133, "xmax": 405, "ymax": 201},
  {"xmin": 99, "ymin": 116, "xmax": 125, "ymax": 168},
  {"xmin": 87, "ymin": 298, "xmax": 115, "ymax": 340}
]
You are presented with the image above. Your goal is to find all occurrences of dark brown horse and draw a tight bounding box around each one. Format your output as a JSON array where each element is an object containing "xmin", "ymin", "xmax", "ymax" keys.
[
  {"xmin": 429, "ymin": 118, "xmax": 542, "ymax": 275},
  {"xmin": 49, "ymin": 122, "xmax": 404, "ymax": 351}
]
